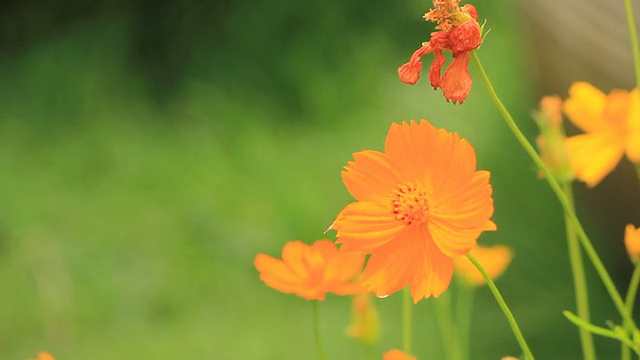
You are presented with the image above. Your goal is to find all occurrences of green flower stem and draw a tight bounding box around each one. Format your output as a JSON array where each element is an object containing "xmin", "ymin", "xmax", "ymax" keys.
[
  {"xmin": 403, "ymin": 286, "xmax": 413, "ymax": 355},
  {"xmin": 471, "ymin": 52, "xmax": 636, "ymax": 329},
  {"xmin": 465, "ymin": 253, "xmax": 534, "ymax": 360},
  {"xmin": 435, "ymin": 291, "xmax": 463, "ymax": 360},
  {"xmin": 564, "ymin": 310, "xmax": 639, "ymax": 354},
  {"xmin": 455, "ymin": 284, "xmax": 475, "ymax": 360},
  {"xmin": 624, "ymin": 0, "xmax": 640, "ymax": 88},
  {"xmin": 313, "ymin": 300, "xmax": 327, "ymax": 360},
  {"xmin": 622, "ymin": 263, "xmax": 640, "ymax": 360},
  {"xmin": 562, "ymin": 182, "xmax": 596, "ymax": 360}
]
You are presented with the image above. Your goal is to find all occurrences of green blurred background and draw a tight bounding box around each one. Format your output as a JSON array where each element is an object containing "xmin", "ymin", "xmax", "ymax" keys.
[{"xmin": 0, "ymin": 1, "xmax": 637, "ymax": 359}]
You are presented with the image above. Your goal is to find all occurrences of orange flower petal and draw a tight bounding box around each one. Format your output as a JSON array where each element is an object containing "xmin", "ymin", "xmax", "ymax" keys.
[
  {"xmin": 383, "ymin": 349, "xmax": 417, "ymax": 360},
  {"xmin": 332, "ymin": 201, "xmax": 404, "ymax": 252},
  {"xmin": 565, "ymin": 132, "xmax": 624, "ymax": 187},
  {"xmin": 625, "ymin": 89, "xmax": 640, "ymax": 162},
  {"xmin": 342, "ymin": 150, "xmax": 402, "ymax": 201},
  {"xmin": 625, "ymin": 224, "xmax": 640, "ymax": 262},
  {"xmin": 255, "ymin": 240, "xmax": 365, "ymax": 300},
  {"xmin": 564, "ymin": 82, "xmax": 608, "ymax": 133},
  {"xmin": 440, "ymin": 51, "xmax": 473, "ymax": 104},
  {"xmin": 454, "ymin": 244, "xmax": 513, "ymax": 286}
]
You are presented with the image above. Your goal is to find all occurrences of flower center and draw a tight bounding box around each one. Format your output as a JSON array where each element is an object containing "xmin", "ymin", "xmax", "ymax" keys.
[{"xmin": 390, "ymin": 182, "xmax": 430, "ymax": 226}]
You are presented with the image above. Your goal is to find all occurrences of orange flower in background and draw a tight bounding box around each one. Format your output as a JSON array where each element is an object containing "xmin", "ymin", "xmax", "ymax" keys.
[
  {"xmin": 383, "ymin": 349, "xmax": 417, "ymax": 360},
  {"xmin": 624, "ymin": 224, "xmax": 640, "ymax": 262},
  {"xmin": 330, "ymin": 120, "xmax": 496, "ymax": 303},
  {"xmin": 346, "ymin": 292, "xmax": 380, "ymax": 345},
  {"xmin": 29, "ymin": 353, "xmax": 55, "ymax": 360},
  {"xmin": 254, "ymin": 240, "xmax": 365, "ymax": 300},
  {"xmin": 398, "ymin": 0, "xmax": 482, "ymax": 103},
  {"xmin": 563, "ymin": 82, "xmax": 640, "ymax": 187},
  {"xmin": 533, "ymin": 95, "xmax": 574, "ymax": 183},
  {"xmin": 454, "ymin": 244, "xmax": 513, "ymax": 286}
]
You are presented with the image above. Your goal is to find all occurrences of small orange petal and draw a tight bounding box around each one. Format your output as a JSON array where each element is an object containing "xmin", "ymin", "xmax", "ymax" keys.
[
  {"xmin": 564, "ymin": 82, "xmax": 608, "ymax": 133},
  {"xmin": 383, "ymin": 349, "xmax": 417, "ymax": 360},
  {"xmin": 454, "ymin": 244, "xmax": 513, "ymax": 286},
  {"xmin": 565, "ymin": 132, "xmax": 624, "ymax": 187},
  {"xmin": 332, "ymin": 201, "xmax": 404, "ymax": 252},
  {"xmin": 625, "ymin": 224, "xmax": 640, "ymax": 262}
]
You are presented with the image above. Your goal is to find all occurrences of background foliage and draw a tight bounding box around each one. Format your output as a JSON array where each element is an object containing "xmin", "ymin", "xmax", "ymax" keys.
[{"xmin": 0, "ymin": 1, "xmax": 631, "ymax": 358}]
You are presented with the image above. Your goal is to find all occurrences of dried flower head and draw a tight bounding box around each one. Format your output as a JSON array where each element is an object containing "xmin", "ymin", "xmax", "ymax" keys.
[{"xmin": 398, "ymin": 1, "xmax": 482, "ymax": 103}]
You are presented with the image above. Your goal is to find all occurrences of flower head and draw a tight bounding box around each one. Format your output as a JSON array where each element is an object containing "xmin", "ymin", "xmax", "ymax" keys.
[
  {"xmin": 533, "ymin": 96, "xmax": 574, "ymax": 182},
  {"xmin": 254, "ymin": 240, "xmax": 365, "ymax": 300},
  {"xmin": 330, "ymin": 120, "xmax": 496, "ymax": 303},
  {"xmin": 563, "ymin": 82, "xmax": 640, "ymax": 187},
  {"xmin": 346, "ymin": 292, "xmax": 380, "ymax": 345},
  {"xmin": 383, "ymin": 349, "xmax": 417, "ymax": 360},
  {"xmin": 454, "ymin": 244, "xmax": 513, "ymax": 286},
  {"xmin": 398, "ymin": 1, "xmax": 482, "ymax": 103},
  {"xmin": 625, "ymin": 224, "xmax": 640, "ymax": 262},
  {"xmin": 29, "ymin": 353, "xmax": 55, "ymax": 360}
]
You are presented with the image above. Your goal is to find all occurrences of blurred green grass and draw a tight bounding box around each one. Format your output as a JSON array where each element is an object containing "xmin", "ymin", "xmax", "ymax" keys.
[{"xmin": 0, "ymin": 2, "xmax": 627, "ymax": 359}]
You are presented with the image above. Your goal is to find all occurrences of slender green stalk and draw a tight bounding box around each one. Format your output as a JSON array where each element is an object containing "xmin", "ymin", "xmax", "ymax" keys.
[
  {"xmin": 434, "ymin": 291, "xmax": 463, "ymax": 360},
  {"xmin": 403, "ymin": 286, "xmax": 413, "ymax": 355},
  {"xmin": 455, "ymin": 285, "xmax": 475, "ymax": 360},
  {"xmin": 472, "ymin": 52, "xmax": 636, "ymax": 329},
  {"xmin": 562, "ymin": 182, "xmax": 596, "ymax": 360},
  {"xmin": 465, "ymin": 253, "xmax": 534, "ymax": 360},
  {"xmin": 624, "ymin": 0, "xmax": 640, "ymax": 88},
  {"xmin": 622, "ymin": 263, "xmax": 640, "ymax": 360},
  {"xmin": 564, "ymin": 310, "xmax": 639, "ymax": 354},
  {"xmin": 313, "ymin": 301, "xmax": 327, "ymax": 360}
]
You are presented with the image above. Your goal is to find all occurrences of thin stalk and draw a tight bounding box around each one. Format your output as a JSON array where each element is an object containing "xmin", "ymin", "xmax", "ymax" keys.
[
  {"xmin": 466, "ymin": 253, "xmax": 534, "ymax": 360},
  {"xmin": 622, "ymin": 263, "xmax": 640, "ymax": 360},
  {"xmin": 564, "ymin": 310, "xmax": 639, "ymax": 354},
  {"xmin": 403, "ymin": 286, "xmax": 413, "ymax": 355},
  {"xmin": 313, "ymin": 301, "xmax": 327, "ymax": 360},
  {"xmin": 562, "ymin": 182, "xmax": 596, "ymax": 360},
  {"xmin": 624, "ymin": 0, "xmax": 640, "ymax": 87},
  {"xmin": 455, "ymin": 285, "xmax": 475, "ymax": 360},
  {"xmin": 434, "ymin": 291, "xmax": 463, "ymax": 360},
  {"xmin": 472, "ymin": 52, "xmax": 636, "ymax": 329}
]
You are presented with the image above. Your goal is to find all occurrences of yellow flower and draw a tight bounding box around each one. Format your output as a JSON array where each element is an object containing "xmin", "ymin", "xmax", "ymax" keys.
[
  {"xmin": 383, "ymin": 349, "xmax": 417, "ymax": 360},
  {"xmin": 563, "ymin": 82, "xmax": 640, "ymax": 187},
  {"xmin": 453, "ymin": 245, "xmax": 513, "ymax": 286},
  {"xmin": 625, "ymin": 224, "xmax": 640, "ymax": 262},
  {"xmin": 346, "ymin": 292, "xmax": 380, "ymax": 345}
]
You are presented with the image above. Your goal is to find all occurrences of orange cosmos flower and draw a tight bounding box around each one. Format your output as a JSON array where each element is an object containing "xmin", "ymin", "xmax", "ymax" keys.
[
  {"xmin": 383, "ymin": 349, "xmax": 417, "ymax": 360},
  {"xmin": 453, "ymin": 244, "xmax": 513, "ymax": 286},
  {"xmin": 254, "ymin": 240, "xmax": 365, "ymax": 300},
  {"xmin": 346, "ymin": 292, "xmax": 380, "ymax": 345},
  {"xmin": 625, "ymin": 224, "xmax": 640, "ymax": 262},
  {"xmin": 398, "ymin": 0, "xmax": 482, "ymax": 104},
  {"xmin": 563, "ymin": 82, "xmax": 640, "ymax": 187},
  {"xmin": 330, "ymin": 120, "xmax": 496, "ymax": 303},
  {"xmin": 29, "ymin": 353, "xmax": 55, "ymax": 360}
]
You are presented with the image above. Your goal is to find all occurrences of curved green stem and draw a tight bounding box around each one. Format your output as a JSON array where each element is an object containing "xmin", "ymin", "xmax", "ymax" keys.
[
  {"xmin": 465, "ymin": 253, "xmax": 534, "ymax": 360},
  {"xmin": 624, "ymin": 0, "xmax": 640, "ymax": 88},
  {"xmin": 562, "ymin": 182, "xmax": 596, "ymax": 360},
  {"xmin": 564, "ymin": 310, "xmax": 639, "ymax": 354},
  {"xmin": 472, "ymin": 52, "xmax": 636, "ymax": 329},
  {"xmin": 622, "ymin": 263, "xmax": 640, "ymax": 360},
  {"xmin": 313, "ymin": 301, "xmax": 327, "ymax": 360},
  {"xmin": 403, "ymin": 286, "xmax": 413, "ymax": 355}
]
